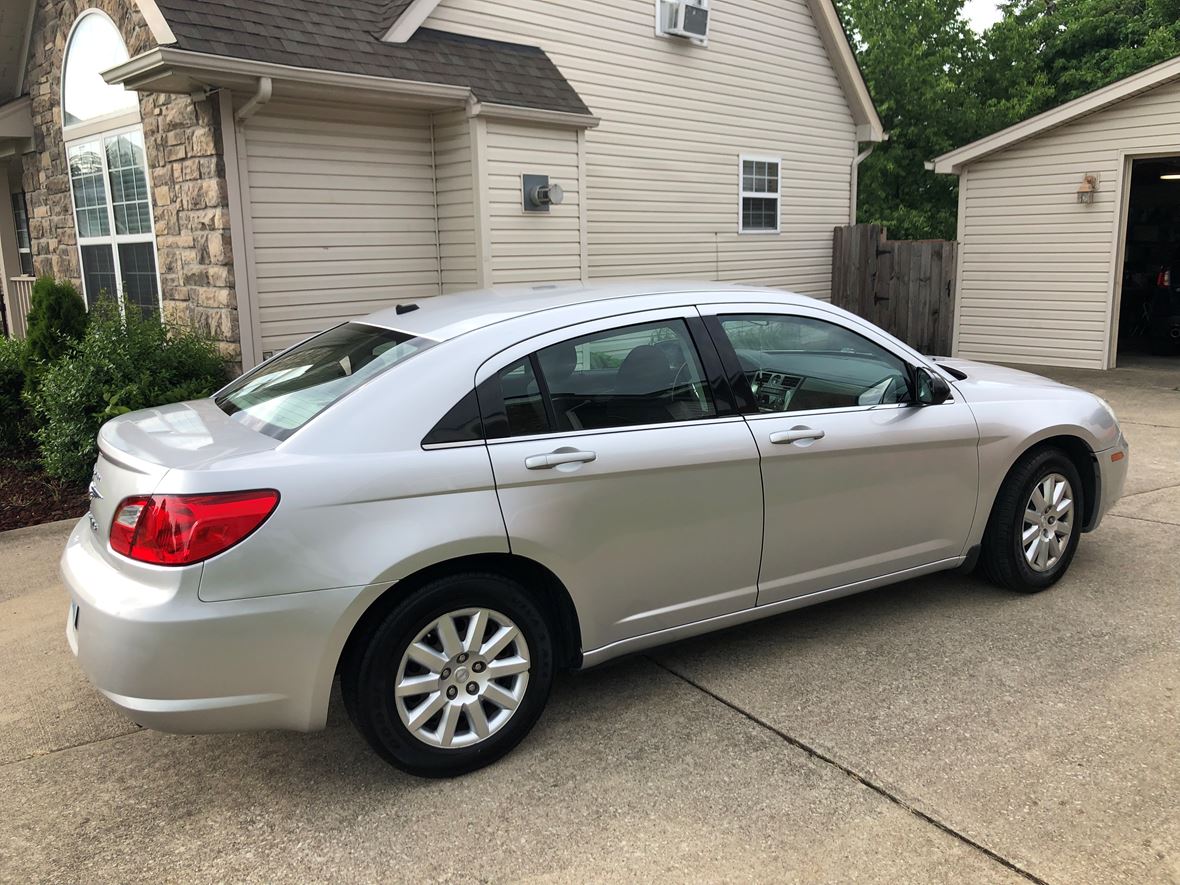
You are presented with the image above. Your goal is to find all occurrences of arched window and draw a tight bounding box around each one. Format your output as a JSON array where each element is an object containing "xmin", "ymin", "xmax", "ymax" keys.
[{"xmin": 62, "ymin": 10, "xmax": 160, "ymax": 312}]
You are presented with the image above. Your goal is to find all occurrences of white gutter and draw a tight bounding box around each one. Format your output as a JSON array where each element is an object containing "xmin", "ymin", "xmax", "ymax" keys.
[
  {"xmin": 104, "ymin": 47, "xmax": 602, "ymax": 129},
  {"xmin": 467, "ymin": 99, "xmax": 600, "ymax": 130},
  {"xmin": 235, "ymin": 76, "xmax": 272, "ymax": 122},
  {"xmin": 849, "ymin": 142, "xmax": 878, "ymax": 224},
  {"xmin": 103, "ymin": 47, "xmax": 474, "ymax": 105}
]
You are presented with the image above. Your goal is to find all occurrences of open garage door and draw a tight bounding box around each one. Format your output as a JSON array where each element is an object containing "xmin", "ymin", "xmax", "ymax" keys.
[
  {"xmin": 243, "ymin": 103, "xmax": 441, "ymax": 358},
  {"xmin": 1117, "ymin": 157, "xmax": 1180, "ymax": 362}
]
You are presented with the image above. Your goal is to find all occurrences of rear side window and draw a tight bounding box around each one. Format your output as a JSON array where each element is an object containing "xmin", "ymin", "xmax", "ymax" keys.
[
  {"xmin": 216, "ymin": 323, "xmax": 435, "ymax": 440},
  {"xmin": 486, "ymin": 319, "xmax": 716, "ymax": 438}
]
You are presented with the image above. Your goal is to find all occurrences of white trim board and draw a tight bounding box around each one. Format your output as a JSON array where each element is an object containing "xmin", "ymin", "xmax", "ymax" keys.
[{"xmin": 382, "ymin": 0, "xmax": 443, "ymax": 44}]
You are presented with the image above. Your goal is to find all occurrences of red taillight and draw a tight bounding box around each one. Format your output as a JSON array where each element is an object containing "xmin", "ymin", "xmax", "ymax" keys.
[{"xmin": 108, "ymin": 490, "xmax": 280, "ymax": 566}]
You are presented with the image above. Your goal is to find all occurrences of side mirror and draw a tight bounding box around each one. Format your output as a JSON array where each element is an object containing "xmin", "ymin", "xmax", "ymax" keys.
[{"xmin": 913, "ymin": 367, "xmax": 951, "ymax": 406}]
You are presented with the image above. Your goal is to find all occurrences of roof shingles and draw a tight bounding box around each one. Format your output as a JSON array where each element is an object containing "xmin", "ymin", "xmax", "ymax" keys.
[{"xmin": 152, "ymin": 0, "xmax": 591, "ymax": 116}]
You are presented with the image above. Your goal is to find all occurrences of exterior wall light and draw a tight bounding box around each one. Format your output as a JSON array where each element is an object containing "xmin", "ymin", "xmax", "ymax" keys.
[
  {"xmin": 1076, "ymin": 174, "xmax": 1098, "ymax": 205},
  {"xmin": 523, "ymin": 174, "xmax": 565, "ymax": 212}
]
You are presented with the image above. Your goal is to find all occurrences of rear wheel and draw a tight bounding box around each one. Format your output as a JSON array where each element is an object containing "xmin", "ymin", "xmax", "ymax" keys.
[
  {"xmin": 981, "ymin": 448, "xmax": 1084, "ymax": 592},
  {"xmin": 342, "ymin": 572, "xmax": 554, "ymax": 777}
]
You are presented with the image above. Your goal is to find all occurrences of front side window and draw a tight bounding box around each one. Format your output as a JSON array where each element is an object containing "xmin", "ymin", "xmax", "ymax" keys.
[
  {"xmin": 740, "ymin": 156, "xmax": 780, "ymax": 233},
  {"xmin": 490, "ymin": 319, "xmax": 715, "ymax": 437},
  {"xmin": 10, "ymin": 193, "xmax": 33, "ymax": 276},
  {"xmin": 62, "ymin": 12, "xmax": 159, "ymax": 311},
  {"xmin": 216, "ymin": 323, "xmax": 436, "ymax": 440},
  {"xmin": 719, "ymin": 314, "xmax": 910, "ymax": 413}
]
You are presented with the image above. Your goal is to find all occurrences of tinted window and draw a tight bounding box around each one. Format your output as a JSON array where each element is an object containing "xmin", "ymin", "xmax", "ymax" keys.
[
  {"xmin": 493, "ymin": 357, "xmax": 551, "ymax": 438},
  {"xmin": 216, "ymin": 323, "xmax": 435, "ymax": 440},
  {"xmin": 491, "ymin": 320, "xmax": 715, "ymax": 437},
  {"xmin": 719, "ymin": 314, "xmax": 910, "ymax": 413},
  {"xmin": 423, "ymin": 389, "xmax": 483, "ymax": 445}
]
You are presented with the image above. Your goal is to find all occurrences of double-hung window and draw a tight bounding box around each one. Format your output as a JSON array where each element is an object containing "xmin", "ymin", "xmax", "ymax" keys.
[
  {"xmin": 739, "ymin": 156, "xmax": 781, "ymax": 234},
  {"xmin": 61, "ymin": 10, "xmax": 160, "ymax": 313},
  {"xmin": 10, "ymin": 193, "xmax": 33, "ymax": 276},
  {"xmin": 67, "ymin": 131, "xmax": 158, "ymax": 311}
]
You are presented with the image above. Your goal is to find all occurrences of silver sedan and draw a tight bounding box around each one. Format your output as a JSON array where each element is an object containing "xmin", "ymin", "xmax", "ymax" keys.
[{"xmin": 62, "ymin": 282, "xmax": 1129, "ymax": 776}]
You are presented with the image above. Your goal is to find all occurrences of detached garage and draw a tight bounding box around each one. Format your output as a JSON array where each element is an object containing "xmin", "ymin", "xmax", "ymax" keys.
[{"xmin": 933, "ymin": 55, "xmax": 1180, "ymax": 369}]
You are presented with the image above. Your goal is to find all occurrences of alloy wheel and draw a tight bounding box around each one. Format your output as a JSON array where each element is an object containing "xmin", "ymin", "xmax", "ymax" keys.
[
  {"xmin": 1022, "ymin": 473, "xmax": 1075, "ymax": 573},
  {"xmin": 394, "ymin": 608, "xmax": 531, "ymax": 749}
]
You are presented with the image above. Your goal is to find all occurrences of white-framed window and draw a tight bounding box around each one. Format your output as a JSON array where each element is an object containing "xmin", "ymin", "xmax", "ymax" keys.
[
  {"xmin": 739, "ymin": 155, "xmax": 781, "ymax": 234},
  {"xmin": 61, "ymin": 10, "xmax": 161, "ymax": 312},
  {"xmin": 10, "ymin": 192, "xmax": 33, "ymax": 276}
]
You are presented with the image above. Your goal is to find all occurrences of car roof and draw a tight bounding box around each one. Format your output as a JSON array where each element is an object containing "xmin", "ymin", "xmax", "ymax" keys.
[{"xmin": 359, "ymin": 280, "xmax": 818, "ymax": 342}]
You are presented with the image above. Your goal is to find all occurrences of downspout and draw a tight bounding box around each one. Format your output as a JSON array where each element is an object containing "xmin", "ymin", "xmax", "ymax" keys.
[
  {"xmin": 849, "ymin": 144, "xmax": 875, "ymax": 224},
  {"xmin": 235, "ymin": 76, "xmax": 273, "ymax": 122}
]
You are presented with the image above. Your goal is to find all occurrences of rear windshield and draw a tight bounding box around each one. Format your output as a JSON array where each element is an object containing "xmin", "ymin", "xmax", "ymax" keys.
[{"xmin": 215, "ymin": 323, "xmax": 436, "ymax": 440}]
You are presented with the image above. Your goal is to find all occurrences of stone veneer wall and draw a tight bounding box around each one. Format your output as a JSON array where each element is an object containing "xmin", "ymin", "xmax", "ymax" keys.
[{"xmin": 19, "ymin": 0, "xmax": 240, "ymax": 362}]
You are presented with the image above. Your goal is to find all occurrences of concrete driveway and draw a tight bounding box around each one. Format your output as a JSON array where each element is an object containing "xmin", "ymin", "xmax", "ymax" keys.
[{"xmin": 1, "ymin": 361, "xmax": 1177, "ymax": 884}]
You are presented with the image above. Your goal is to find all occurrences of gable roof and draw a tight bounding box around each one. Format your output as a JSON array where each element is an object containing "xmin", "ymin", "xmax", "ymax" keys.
[
  {"xmin": 932, "ymin": 53, "xmax": 1180, "ymax": 175},
  {"xmin": 149, "ymin": 0, "xmax": 592, "ymax": 116},
  {"xmin": 379, "ymin": 0, "xmax": 884, "ymax": 141}
]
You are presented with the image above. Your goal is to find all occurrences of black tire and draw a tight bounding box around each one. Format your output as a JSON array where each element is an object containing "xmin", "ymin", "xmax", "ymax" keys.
[
  {"xmin": 981, "ymin": 447, "xmax": 1085, "ymax": 593},
  {"xmin": 342, "ymin": 572, "xmax": 554, "ymax": 777}
]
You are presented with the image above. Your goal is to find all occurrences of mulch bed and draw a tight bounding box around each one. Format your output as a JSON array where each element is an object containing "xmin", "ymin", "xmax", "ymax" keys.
[{"xmin": 0, "ymin": 452, "xmax": 88, "ymax": 533}]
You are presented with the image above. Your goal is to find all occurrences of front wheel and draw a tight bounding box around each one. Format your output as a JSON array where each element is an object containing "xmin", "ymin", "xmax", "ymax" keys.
[
  {"xmin": 981, "ymin": 448, "xmax": 1084, "ymax": 592},
  {"xmin": 342, "ymin": 572, "xmax": 554, "ymax": 777}
]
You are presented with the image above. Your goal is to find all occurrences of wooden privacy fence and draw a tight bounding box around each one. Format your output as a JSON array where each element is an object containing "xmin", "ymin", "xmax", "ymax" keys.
[{"xmin": 831, "ymin": 224, "xmax": 957, "ymax": 356}]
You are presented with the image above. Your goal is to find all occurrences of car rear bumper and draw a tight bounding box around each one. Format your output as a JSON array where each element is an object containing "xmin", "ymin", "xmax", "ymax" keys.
[{"xmin": 61, "ymin": 518, "xmax": 382, "ymax": 734}]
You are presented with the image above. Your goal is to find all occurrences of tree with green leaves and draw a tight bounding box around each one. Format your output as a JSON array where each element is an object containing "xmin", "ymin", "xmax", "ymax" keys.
[
  {"xmin": 836, "ymin": 0, "xmax": 1180, "ymax": 241},
  {"xmin": 981, "ymin": 0, "xmax": 1180, "ymax": 121},
  {"xmin": 836, "ymin": 0, "xmax": 985, "ymax": 240}
]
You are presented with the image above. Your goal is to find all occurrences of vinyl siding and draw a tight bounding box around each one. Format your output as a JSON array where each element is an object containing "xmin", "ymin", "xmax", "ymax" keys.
[
  {"xmin": 485, "ymin": 119, "xmax": 582, "ymax": 285},
  {"xmin": 956, "ymin": 78, "xmax": 1180, "ymax": 369},
  {"xmin": 432, "ymin": 109, "xmax": 479, "ymax": 293},
  {"xmin": 243, "ymin": 102, "xmax": 442, "ymax": 356},
  {"xmin": 425, "ymin": 0, "xmax": 857, "ymax": 299}
]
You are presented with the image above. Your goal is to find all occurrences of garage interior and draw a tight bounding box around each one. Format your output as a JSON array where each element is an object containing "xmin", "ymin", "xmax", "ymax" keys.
[{"xmin": 1117, "ymin": 157, "xmax": 1180, "ymax": 360}]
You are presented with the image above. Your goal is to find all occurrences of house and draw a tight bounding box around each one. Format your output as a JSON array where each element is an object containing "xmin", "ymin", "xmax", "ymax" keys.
[
  {"xmin": 932, "ymin": 55, "xmax": 1180, "ymax": 370},
  {"xmin": 0, "ymin": 0, "xmax": 883, "ymax": 367}
]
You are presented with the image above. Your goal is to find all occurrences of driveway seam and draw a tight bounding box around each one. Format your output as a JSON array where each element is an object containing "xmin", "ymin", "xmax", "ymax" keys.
[
  {"xmin": 648, "ymin": 657, "xmax": 1051, "ymax": 885},
  {"xmin": 0, "ymin": 726, "xmax": 146, "ymax": 770},
  {"xmin": 1113, "ymin": 481, "xmax": 1180, "ymax": 501},
  {"xmin": 1109, "ymin": 512, "xmax": 1180, "ymax": 528},
  {"xmin": 1118, "ymin": 420, "xmax": 1180, "ymax": 430}
]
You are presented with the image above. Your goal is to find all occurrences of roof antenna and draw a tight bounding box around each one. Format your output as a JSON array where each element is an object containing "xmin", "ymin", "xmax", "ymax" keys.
[{"xmin": 396, "ymin": 303, "xmax": 419, "ymax": 315}]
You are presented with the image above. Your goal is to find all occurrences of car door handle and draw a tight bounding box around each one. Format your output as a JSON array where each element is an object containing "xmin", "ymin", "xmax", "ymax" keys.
[
  {"xmin": 769, "ymin": 428, "xmax": 826, "ymax": 445},
  {"xmin": 524, "ymin": 450, "xmax": 598, "ymax": 470}
]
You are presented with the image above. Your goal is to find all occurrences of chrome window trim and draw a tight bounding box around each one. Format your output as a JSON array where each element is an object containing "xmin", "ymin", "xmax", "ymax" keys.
[{"xmin": 483, "ymin": 414, "xmax": 748, "ymax": 447}]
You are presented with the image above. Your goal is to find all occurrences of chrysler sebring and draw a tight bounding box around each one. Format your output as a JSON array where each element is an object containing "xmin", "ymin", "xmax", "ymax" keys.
[{"xmin": 62, "ymin": 282, "xmax": 1128, "ymax": 776}]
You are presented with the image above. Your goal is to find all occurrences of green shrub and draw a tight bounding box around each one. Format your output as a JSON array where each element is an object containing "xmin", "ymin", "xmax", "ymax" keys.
[
  {"xmin": 0, "ymin": 335, "xmax": 32, "ymax": 451},
  {"xmin": 24, "ymin": 276, "xmax": 88, "ymax": 370},
  {"xmin": 27, "ymin": 299, "xmax": 229, "ymax": 483}
]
